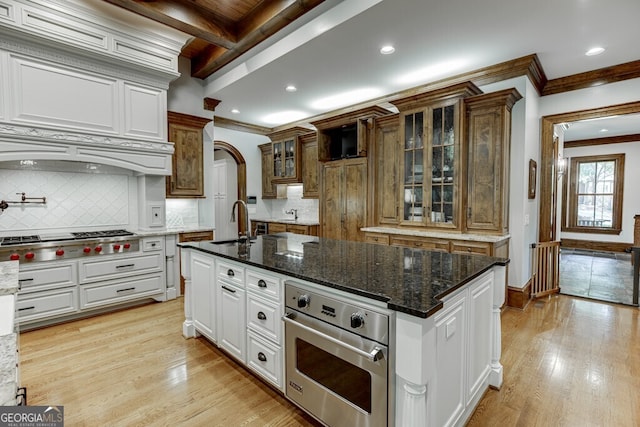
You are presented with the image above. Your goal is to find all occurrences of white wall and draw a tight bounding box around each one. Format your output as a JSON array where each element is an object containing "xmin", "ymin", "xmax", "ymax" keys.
[{"xmin": 562, "ymin": 140, "xmax": 640, "ymax": 244}]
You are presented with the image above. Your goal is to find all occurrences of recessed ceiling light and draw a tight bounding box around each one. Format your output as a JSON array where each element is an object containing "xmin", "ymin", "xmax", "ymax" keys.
[
  {"xmin": 285, "ymin": 85, "xmax": 297, "ymax": 92},
  {"xmin": 380, "ymin": 45, "xmax": 395, "ymax": 55},
  {"xmin": 231, "ymin": 108, "xmax": 240, "ymax": 114},
  {"xmin": 585, "ymin": 47, "xmax": 605, "ymax": 56}
]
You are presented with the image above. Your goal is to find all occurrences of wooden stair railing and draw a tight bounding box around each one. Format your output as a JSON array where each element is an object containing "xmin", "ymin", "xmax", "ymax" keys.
[{"xmin": 531, "ymin": 241, "xmax": 561, "ymax": 298}]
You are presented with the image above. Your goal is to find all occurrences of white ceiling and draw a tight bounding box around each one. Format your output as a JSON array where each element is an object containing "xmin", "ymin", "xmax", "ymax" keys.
[{"xmin": 199, "ymin": 0, "xmax": 640, "ymax": 137}]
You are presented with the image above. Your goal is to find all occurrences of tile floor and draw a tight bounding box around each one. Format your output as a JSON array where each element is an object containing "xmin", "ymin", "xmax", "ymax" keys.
[{"xmin": 560, "ymin": 248, "xmax": 635, "ymax": 305}]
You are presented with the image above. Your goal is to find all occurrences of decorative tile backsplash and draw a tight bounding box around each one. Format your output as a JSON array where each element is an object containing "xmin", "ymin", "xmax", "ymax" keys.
[
  {"xmin": 271, "ymin": 185, "xmax": 319, "ymax": 221},
  {"xmin": 0, "ymin": 169, "xmax": 130, "ymax": 234}
]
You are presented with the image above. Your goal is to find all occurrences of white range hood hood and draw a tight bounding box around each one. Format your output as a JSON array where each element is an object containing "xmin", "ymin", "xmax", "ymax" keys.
[{"xmin": 0, "ymin": 0, "xmax": 191, "ymax": 175}]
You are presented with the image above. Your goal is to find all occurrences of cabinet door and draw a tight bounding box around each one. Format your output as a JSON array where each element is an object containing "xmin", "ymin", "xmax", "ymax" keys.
[
  {"xmin": 166, "ymin": 112, "xmax": 209, "ymax": 198},
  {"xmin": 272, "ymin": 138, "xmax": 301, "ymax": 183},
  {"xmin": 466, "ymin": 274, "xmax": 493, "ymax": 405},
  {"xmin": 268, "ymin": 223, "xmax": 287, "ymax": 234},
  {"xmin": 465, "ymin": 92, "xmax": 516, "ymax": 235},
  {"xmin": 428, "ymin": 102, "xmax": 460, "ymax": 228},
  {"xmin": 343, "ymin": 158, "xmax": 367, "ymax": 242},
  {"xmin": 434, "ymin": 291, "xmax": 467, "ymax": 427},
  {"xmin": 374, "ymin": 115, "xmax": 400, "ymax": 224},
  {"xmin": 217, "ymin": 281, "xmax": 246, "ymax": 363},
  {"xmin": 400, "ymin": 109, "xmax": 426, "ymax": 225},
  {"xmin": 191, "ymin": 251, "xmax": 216, "ymax": 342},
  {"xmin": 259, "ymin": 143, "xmax": 277, "ymax": 199},
  {"xmin": 321, "ymin": 161, "xmax": 344, "ymax": 240},
  {"xmin": 301, "ymin": 137, "xmax": 319, "ymax": 198}
]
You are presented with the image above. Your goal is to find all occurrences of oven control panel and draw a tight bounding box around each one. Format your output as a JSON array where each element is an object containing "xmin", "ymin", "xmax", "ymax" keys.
[{"xmin": 284, "ymin": 281, "xmax": 388, "ymax": 345}]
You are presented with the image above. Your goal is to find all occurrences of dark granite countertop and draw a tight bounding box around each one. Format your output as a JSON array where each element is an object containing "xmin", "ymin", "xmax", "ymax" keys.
[{"xmin": 179, "ymin": 233, "xmax": 508, "ymax": 318}]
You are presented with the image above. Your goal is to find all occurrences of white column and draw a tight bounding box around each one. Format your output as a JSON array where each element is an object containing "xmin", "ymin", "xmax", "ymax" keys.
[
  {"xmin": 489, "ymin": 264, "xmax": 507, "ymax": 388},
  {"xmin": 181, "ymin": 248, "xmax": 196, "ymax": 338}
]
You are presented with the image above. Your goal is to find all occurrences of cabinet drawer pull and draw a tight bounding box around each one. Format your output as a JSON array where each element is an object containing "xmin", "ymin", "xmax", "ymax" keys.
[
  {"xmin": 117, "ymin": 287, "xmax": 136, "ymax": 293},
  {"xmin": 227, "ymin": 269, "xmax": 235, "ymax": 277},
  {"xmin": 18, "ymin": 306, "xmax": 35, "ymax": 311},
  {"xmin": 221, "ymin": 285, "xmax": 236, "ymax": 294},
  {"xmin": 257, "ymin": 352, "xmax": 267, "ymax": 362},
  {"xmin": 116, "ymin": 264, "xmax": 135, "ymax": 269},
  {"xmin": 257, "ymin": 311, "xmax": 267, "ymax": 320},
  {"xmin": 257, "ymin": 279, "xmax": 267, "ymax": 288},
  {"xmin": 18, "ymin": 278, "xmax": 34, "ymax": 283}
]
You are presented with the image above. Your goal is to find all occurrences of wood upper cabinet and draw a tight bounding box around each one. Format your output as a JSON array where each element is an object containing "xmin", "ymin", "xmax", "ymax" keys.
[
  {"xmin": 166, "ymin": 112, "xmax": 210, "ymax": 198},
  {"xmin": 372, "ymin": 114, "xmax": 400, "ymax": 225},
  {"xmin": 267, "ymin": 127, "xmax": 309, "ymax": 184},
  {"xmin": 300, "ymin": 132, "xmax": 319, "ymax": 198},
  {"xmin": 321, "ymin": 157, "xmax": 367, "ymax": 242},
  {"xmin": 259, "ymin": 143, "xmax": 278, "ymax": 199},
  {"xmin": 390, "ymin": 82, "xmax": 482, "ymax": 231},
  {"xmin": 464, "ymin": 88, "xmax": 522, "ymax": 235}
]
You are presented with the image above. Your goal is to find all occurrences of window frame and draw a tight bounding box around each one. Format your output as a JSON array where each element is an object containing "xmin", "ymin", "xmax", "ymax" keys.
[{"xmin": 562, "ymin": 153, "xmax": 625, "ymax": 235}]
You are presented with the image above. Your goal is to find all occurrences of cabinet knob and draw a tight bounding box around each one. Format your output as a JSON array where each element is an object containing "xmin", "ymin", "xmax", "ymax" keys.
[
  {"xmin": 257, "ymin": 311, "xmax": 267, "ymax": 320},
  {"xmin": 227, "ymin": 269, "xmax": 235, "ymax": 277},
  {"xmin": 258, "ymin": 352, "xmax": 267, "ymax": 362},
  {"xmin": 257, "ymin": 279, "xmax": 267, "ymax": 288}
]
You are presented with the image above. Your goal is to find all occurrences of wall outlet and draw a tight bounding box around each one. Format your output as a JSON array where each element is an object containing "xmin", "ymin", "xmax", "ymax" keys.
[{"xmin": 524, "ymin": 214, "xmax": 530, "ymax": 226}]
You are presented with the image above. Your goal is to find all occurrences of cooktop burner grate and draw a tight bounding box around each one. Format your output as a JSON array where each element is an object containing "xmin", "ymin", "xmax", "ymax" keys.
[
  {"xmin": 0, "ymin": 235, "xmax": 41, "ymax": 245},
  {"xmin": 71, "ymin": 229, "xmax": 134, "ymax": 239}
]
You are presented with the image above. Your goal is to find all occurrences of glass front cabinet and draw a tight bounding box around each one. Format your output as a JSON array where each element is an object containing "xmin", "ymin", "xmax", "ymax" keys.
[
  {"xmin": 267, "ymin": 127, "xmax": 308, "ymax": 184},
  {"xmin": 394, "ymin": 82, "xmax": 482, "ymax": 230}
]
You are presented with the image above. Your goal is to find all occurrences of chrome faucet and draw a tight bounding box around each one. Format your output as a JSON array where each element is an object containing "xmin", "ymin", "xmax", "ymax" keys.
[
  {"xmin": 230, "ymin": 199, "xmax": 251, "ymax": 239},
  {"xmin": 285, "ymin": 208, "xmax": 298, "ymax": 221}
]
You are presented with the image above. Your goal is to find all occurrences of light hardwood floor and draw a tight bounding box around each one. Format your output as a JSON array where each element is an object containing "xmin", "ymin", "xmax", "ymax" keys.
[{"xmin": 20, "ymin": 295, "xmax": 640, "ymax": 426}]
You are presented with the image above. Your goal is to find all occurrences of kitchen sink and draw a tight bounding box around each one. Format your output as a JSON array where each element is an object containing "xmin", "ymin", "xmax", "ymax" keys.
[
  {"xmin": 275, "ymin": 218, "xmax": 297, "ymax": 223},
  {"xmin": 209, "ymin": 236, "xmax": 256, "ymax": 246}
]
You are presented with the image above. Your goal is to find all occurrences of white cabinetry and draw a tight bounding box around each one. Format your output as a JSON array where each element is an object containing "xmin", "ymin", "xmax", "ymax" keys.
[
  {"xmin": 190, "ymin": 251, "xmax": 216, "ymax": 342},
  {"xmin": 434, "ymin": 291, "xmax": 467, "ymax": 427},
  {"xmin": 216, "ymin": 260, "xmax": 246, "ymax": 362},
  {"xmin": 182, "ymin": 249, "xmax": 285, "ymax": 391},
  {"xmin": 16, "ymin": 260, "xmax": 79, "ymax": 324},
  {"xmin": 395, "ymin": 269, "xmax": 502, "ymax": 427},
  {"xmin": 245, "ymin": 269, "xmax": 284, "ymax": 390}
]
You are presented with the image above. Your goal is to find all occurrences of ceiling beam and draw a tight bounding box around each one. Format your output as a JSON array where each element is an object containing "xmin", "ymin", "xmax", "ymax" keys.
[
  {"xmin": 103, "ymin": 0, "xmax": 237, "ymax": 48},
  {"xmin": 191, "ymin": 0, "xmax": 325, "ymax": 79}
]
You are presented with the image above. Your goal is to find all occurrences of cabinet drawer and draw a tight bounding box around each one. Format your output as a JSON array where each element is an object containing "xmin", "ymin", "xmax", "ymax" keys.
[
  {"xmin": 80, "ymin": 274, "xmax": 163, "ymax": 309},
  {"xmin": 16, "ymin": 287, "xmax": 78, "ymax": 323},
  {"xmin": 246, "ymin": 270, "xmax": 281, "ymax": 300},
  {"xmin": 217, "ymin": 260, "xmax": 245, "ymax": 287},
  {"xmin": 286, "ymin": 224, "xmax": 309, "ymax": 235},
  {"xmin": 268, "ymin": 223, "xmax": 287, "ymax": 234},
  {"xmin": 18, "ymin": 262, "xmax": 77, "ymax": 293},
  {"xmin": 390, "ymin": 236, "xmax": 449, "ymax": 251},
  {"xmin": 142, "ymin": 237, "xmax": 164, "ymax": 252},
  {"xmin": 80, "ymin": 253, "xmax": 163, "ymax": 283},
  {"xmin": 179, "ymin": 231, "xmax": 214, "ymax": 242},
  {"xmin": 364, "ymin": 233, "xmax": 389, "ymax": 245},
  {"xmin": 247, "ymin": 331, "xmax": 283, "ymax": 390},
  {"xmin": 247, "ymin": 294, "xmax": 281, "ymax": 344},
  {"xmin": 450, "ymin": 241, "xmax": 491, "ymax": 256}
]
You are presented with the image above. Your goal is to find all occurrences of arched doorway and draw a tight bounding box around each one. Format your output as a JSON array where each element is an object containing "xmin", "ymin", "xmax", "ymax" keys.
[{"xmin": 214, "ymin": 140, "xmax": 248, "ymax": 236}]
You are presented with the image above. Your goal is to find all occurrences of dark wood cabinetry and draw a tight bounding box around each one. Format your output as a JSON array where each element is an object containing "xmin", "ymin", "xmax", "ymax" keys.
[
  {"xmin": 464, "ymin": 88, "xmax": 522, "ymax": 235},
  {"xmin": 267, "ymin": 127, "xmax": 309, "ymax": 184},
  {"xmin": 300, "ymin": 132, "xmax": 319, "ymax": 198},
  {"xmin": 166, "ymin": 112, "xmax": 210, "ymax": 198},
  {"xmin": 321, "ymin": 157, "xmax": 367, "ymax": 241}
]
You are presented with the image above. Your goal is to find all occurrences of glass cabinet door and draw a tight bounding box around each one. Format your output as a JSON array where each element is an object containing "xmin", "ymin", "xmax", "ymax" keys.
[
  {"xmin": 273, "ymin": 139, "xmax": 296, "ymax": 179},
  {"xmin": 402, "ymin": 112, "xmax": 424, "ymax": 222},
  {"xmin": 273, "ymin": 141, "xmax": 283, "ymax": 178},
  {"xmin": 430, "ymin": 104, "xmax": 455, "ymax": 225}
]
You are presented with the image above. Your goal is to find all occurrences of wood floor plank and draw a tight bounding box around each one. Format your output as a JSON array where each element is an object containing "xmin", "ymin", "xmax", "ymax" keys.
[{"xmin": 19, "ymin": 294, "xmax": 640, "ymax": 426}]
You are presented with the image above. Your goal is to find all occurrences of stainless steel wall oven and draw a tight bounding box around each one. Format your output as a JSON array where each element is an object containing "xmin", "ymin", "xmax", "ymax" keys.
[{"xmin": 283, "ymin": 281, "xmax": 390, "ymax": 427}]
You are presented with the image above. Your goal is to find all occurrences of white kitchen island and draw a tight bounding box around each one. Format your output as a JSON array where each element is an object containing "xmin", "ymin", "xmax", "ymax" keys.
[{"xmin": 180, "ymin": 233, "xmax": 506, "ymax": 427}]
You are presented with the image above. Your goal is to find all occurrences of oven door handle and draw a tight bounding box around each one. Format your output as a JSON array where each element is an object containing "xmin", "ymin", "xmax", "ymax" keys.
[{"xmin": 282, "ymin": 314, "xmax": 384, "ymax": 362}]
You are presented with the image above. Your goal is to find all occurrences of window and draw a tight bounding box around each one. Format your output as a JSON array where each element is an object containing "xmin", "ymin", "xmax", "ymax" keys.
[{"xmin": 563, "ymin": 154, "xmax": 624, "ymax": 234}]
